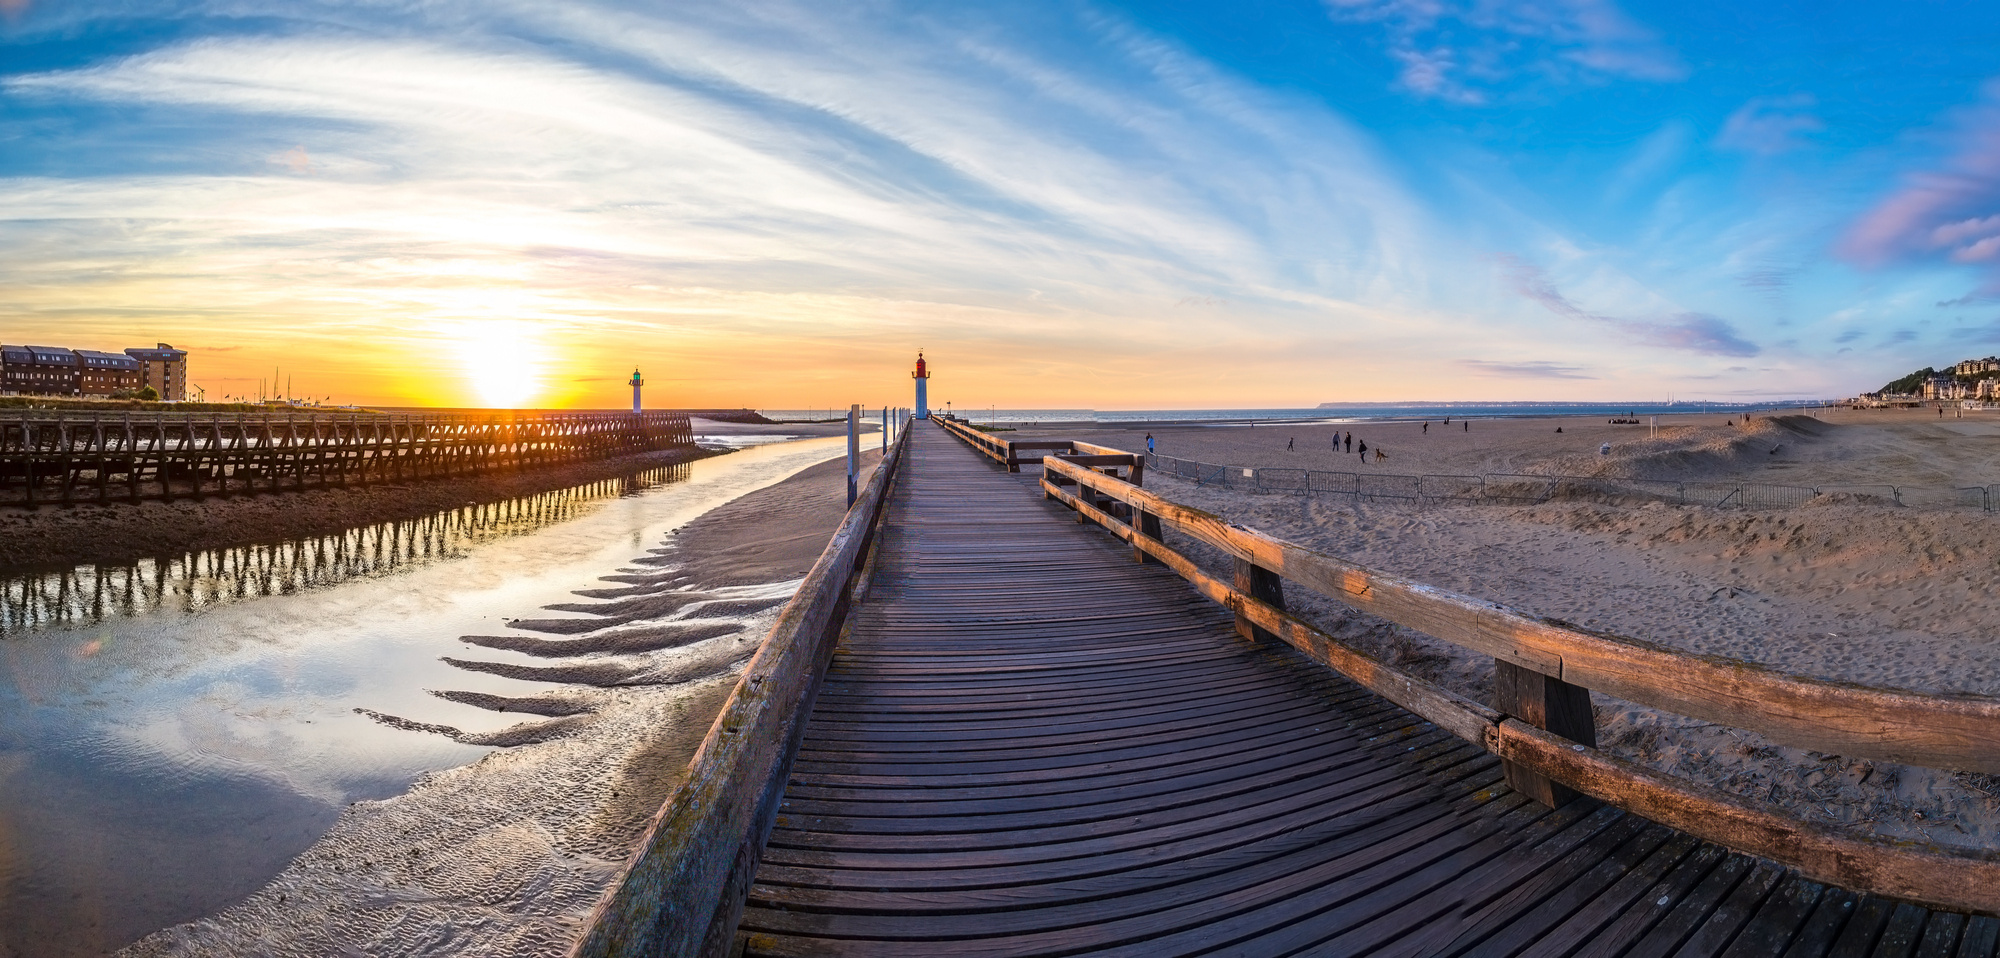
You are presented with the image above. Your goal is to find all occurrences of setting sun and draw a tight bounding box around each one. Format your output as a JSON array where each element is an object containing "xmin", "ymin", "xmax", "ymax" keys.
[{"xmin": 455, "ymin": 319, "xmax": 543, "ymax": 408}]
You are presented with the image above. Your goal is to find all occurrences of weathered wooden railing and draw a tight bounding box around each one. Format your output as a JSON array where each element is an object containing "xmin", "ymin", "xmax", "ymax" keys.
[
  {"xmin": 0, "ymin": 410, "xmax": 692, "ymax": 507},
  {"xmin": 955, "ymin": 431, "xmax": 2000, "ymax": 914},
  {"xmin": 571, "ymin": 426, "xmax": 908, "ymax": 958},
  {"xmin": 935, "ymin": 415, "xmax": 1142, "ymax": 481}
]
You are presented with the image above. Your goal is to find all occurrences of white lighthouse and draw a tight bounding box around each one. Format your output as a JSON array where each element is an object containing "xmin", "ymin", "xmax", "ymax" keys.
[
  {"xmin": 629, "ymin": 367, "xmax": 643, "ymax": 414},
  {"xmin": 912, "ymin": 351, "xmax": 931, "ymax": 418}
]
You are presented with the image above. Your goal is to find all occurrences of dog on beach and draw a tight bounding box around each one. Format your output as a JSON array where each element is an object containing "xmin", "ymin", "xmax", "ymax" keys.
[{"xmin": 1374, "ymin": 449, "xmax": 1387, "ymax": 462}]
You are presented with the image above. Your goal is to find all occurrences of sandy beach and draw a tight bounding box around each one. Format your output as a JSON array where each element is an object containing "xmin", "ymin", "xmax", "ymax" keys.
[
  {"xmin": 118, "ymin": 442, "xmax": 878, "ymax": 957},
  {"xmin": 1009, "ymin": 408, "xmax": 2000, "ymax": 849},
  {"xmin": 1021, "ymin": 406, "xmax": 2000, "ymax": 488}
]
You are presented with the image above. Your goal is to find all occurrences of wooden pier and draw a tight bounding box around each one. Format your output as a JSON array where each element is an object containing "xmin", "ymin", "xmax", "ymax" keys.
[
  {"xmin": 0, "ymin": 410, "xmax": 691, "ymax": 507},
  {"xmin": 577, "ymin": 421, "xmax": 2000, "ymax": 958}
]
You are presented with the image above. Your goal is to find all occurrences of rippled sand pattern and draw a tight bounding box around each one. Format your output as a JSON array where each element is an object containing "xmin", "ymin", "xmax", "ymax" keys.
[{"xmin": 117, "ymin": 452, "xmax": 875, "ymax": 957}]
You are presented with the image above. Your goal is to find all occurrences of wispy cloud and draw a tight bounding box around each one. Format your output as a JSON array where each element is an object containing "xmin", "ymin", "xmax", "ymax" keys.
[
  {"xmin": 0, "ymin": 0, "xmax": 1848, "ymax": 406},
  {"xmin": 1737, "ymin": 261, "xmax": 1800, "ymax": 321},
  {"xmin": 1324, "ymin": 0, "xmax": 1684, "ymax": 103},
  {"xmin": 1938, "ymin": 294, "xmax": 1992, "ymax": 307},
  {"xmin": 1457, "ymin": 359, "xmax": 1596, "ymax": 379},
  {"xmin": 1841, "ymin": 82, "xmax": 2000, "ymax": 293},
  {"xmin": 1947, "ymin": 320, "xmax": 2000, "ymax": 342},
  {"xmin": 1497, "ymin": 254, "xmax": 1759, "ymax": 356},
  {"xmin": 1715, "ymin": 94, "xmax": 1823, "ymax": 154},
  {"xmin": 0, "ymin": 2, "xmax": 1477, "ymax": 405}
]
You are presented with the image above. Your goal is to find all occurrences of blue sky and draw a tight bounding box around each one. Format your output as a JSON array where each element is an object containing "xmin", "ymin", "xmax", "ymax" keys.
[{"xmin": 2, "ymin": 0, "xmax": 1999, "ymax": 407}]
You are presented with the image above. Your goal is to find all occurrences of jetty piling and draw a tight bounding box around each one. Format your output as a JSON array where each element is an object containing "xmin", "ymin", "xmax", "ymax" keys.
[{"xmin": 0, "ymin": 410, "xmax": 693, "ymax": 507}]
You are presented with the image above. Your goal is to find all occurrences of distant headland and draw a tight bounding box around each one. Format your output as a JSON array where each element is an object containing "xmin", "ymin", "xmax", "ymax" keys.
[{"xmin": 1863, "ymin": 355, "xmax": 2000, "ymax": 403}]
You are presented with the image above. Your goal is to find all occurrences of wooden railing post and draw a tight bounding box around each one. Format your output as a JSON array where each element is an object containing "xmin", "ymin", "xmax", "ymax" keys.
[
  {"xmin": 1131, "ymin": 508, "xmax": 1163, "ymax": 564},
  {"xmin": 1493, "ymin": 659, "xmax": 1596, "ymax": 807},
  {"xmin": 1232, "ymin": 559, "xmax": 1284, "ymax": 643}
]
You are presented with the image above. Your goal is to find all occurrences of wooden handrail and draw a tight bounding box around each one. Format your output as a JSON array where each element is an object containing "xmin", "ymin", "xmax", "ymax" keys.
[
  {"xmin": 1018, "ymin": 448, "xmax": 2000, "ymax": 914},
  {"xmin": 935, "ymin": 417, "xmax": 1011, "ymax": 466},
  {"xmin": 1042, "ymin": 455, "xmax": 2000, "ymax": 774},
  {"xmin": 570, "ymin": 426, "xmax": 910, "ymax": 958},
  {"xmin": 935, "ymin": 418, "xmax": 1143, "ymax": 485}
]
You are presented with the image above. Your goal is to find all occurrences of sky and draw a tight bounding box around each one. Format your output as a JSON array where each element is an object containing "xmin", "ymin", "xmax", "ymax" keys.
[{"xmin": 4, "ymin": 1, "xmax": 2000, "ymax": 409}]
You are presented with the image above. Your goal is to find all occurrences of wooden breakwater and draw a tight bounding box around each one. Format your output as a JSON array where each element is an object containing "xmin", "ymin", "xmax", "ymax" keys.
[
  {"xmin": 0, "ymin": 462, "xmax": 692, "ymax": 634},
  {"xmin": 0, "ymin": 410, "xmax": 692, "ymax": 507}
]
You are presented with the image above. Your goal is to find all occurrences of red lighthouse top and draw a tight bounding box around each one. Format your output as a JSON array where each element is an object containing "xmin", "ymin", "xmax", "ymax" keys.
[{"xmin": 913, "ymin": 351, "xmax": 931, "ymax": 379}]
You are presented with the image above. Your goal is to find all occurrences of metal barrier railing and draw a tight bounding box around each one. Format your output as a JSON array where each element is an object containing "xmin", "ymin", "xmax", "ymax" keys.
[{"xmin": 1143, "ymin": 454, "xmax": 1996, "ymax": 512}]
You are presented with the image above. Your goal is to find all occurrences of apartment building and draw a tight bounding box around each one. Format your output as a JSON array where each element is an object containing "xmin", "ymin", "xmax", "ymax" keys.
[
  {"xmin": 76, "ymin": 350, "xmax": 144, "ymax": 396},
  {"xmin": 0, "ymin": 342, "xmax": 188, "ymax": 399},
  {"xmin": 123, "ymin": 343, "xmax": 190, "ymax": 401}
]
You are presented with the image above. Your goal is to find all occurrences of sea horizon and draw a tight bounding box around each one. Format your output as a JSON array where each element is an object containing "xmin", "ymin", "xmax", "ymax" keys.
[{"xmin": 758, "ymin": 399, "xmax": 1838, "ymax": 426}]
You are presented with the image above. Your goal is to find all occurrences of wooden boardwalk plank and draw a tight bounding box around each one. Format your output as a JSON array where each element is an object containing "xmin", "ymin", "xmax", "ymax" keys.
[{"xmin": 733, "ymin": 423, "xmax": 1968, "ymax": 957}]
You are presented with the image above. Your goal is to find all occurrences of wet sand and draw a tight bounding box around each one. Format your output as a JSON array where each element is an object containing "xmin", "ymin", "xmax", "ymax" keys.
[
  {"xmin": 1013, "ymin": 410, "xmax": 2000, "ymax": 849},
  {"xmin": 118, "ymin": 448, "xmax": 879, "ymax": 957}
]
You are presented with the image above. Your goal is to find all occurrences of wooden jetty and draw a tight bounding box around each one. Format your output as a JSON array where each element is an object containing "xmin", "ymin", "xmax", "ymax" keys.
[
  {"xmin": 0, "ymin": 462, "xmax": 691, "ymax": 635},
  {"xmin": 576, "ymin": 419, "xmax": 2000, "ymax": 958},
  {"xmin": 0, "ymin": 410, "xmax": 691, "ymax": 507}
]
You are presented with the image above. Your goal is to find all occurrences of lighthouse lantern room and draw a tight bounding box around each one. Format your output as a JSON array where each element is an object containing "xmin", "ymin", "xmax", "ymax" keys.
[
  {"xmin": 912, "ymin": 351, "xmax": 931, "ymax": 418},
  {"xmin": 629, "ymin": 367, "xmax": 644, "ymax": 414}
]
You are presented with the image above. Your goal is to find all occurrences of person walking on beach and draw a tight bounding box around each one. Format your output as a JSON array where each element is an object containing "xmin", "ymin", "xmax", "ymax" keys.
[
  {"xmin": 1422, "ymin": 422, "xmax": 1428, "ymax": 434},
  {"xmin": 1287, "ymin": 437, "xmax": 1294, "ymax": 452},
  {"xmin": 1357, "ymin": 439, "xmax": 1367, "ymax": 463},
  {"xmin": 1146, "ymin": 433, "xmax": 1155, "ymax": 455},
  {"xmin": 1463, "ymin": 421, "xmax": 1468, "ymax": 432},
  {"xmin": 1344, "ymin": 433, "xmax": 1352, "ymax": 452}
]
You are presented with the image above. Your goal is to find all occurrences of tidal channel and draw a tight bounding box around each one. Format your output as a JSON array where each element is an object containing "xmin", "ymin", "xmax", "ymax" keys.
[{"xmin": 0, "ymin": 435, "xmax": 848, "ymax": 957}]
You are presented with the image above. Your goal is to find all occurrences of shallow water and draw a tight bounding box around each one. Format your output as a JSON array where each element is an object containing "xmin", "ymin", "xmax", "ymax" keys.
[{"xmin": 0, "ymin": 437, "xmax": 847, "ymax": 958}]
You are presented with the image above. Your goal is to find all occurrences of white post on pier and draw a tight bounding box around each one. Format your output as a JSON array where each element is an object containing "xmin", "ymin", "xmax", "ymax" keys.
[
  {"xmin": 847, "ymin": 403, "xmax": 860, "ymax": 507},
  {"xmin": 881, "ymin": 406, "xmax": 888, "ymax": 453}
]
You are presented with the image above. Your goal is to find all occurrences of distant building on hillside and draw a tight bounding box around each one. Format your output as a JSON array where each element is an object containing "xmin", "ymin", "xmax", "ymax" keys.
[
  {"xmin": 1921, "ymin": 374, "xmax": 1968, "ymax": 400},
  {"xmin": 122, "ymin": 343, "xmax": 189, "ymax": 401},
  {"xmin": 0, "ymin": 341, "xmax": 189, "ymax": 399},
  {"xmin": 1955, "ymin": 356, "xmax": 2000, "ymax": 376}
]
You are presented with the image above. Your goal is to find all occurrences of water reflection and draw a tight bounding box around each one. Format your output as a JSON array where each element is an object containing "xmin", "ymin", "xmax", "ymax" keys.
[
  {"xmin": 0, "ymin": 464, "xmax": 691, "ymax": 636},
  {"xmin": 0, "ymin": 436, "xmax": 846, "ymax": 958}
]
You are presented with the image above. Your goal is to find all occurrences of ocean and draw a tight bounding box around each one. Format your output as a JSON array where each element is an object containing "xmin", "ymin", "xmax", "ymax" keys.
[{"xmin": 759, "ymin": 401, "xmax": 1833, "ymax": 426}]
